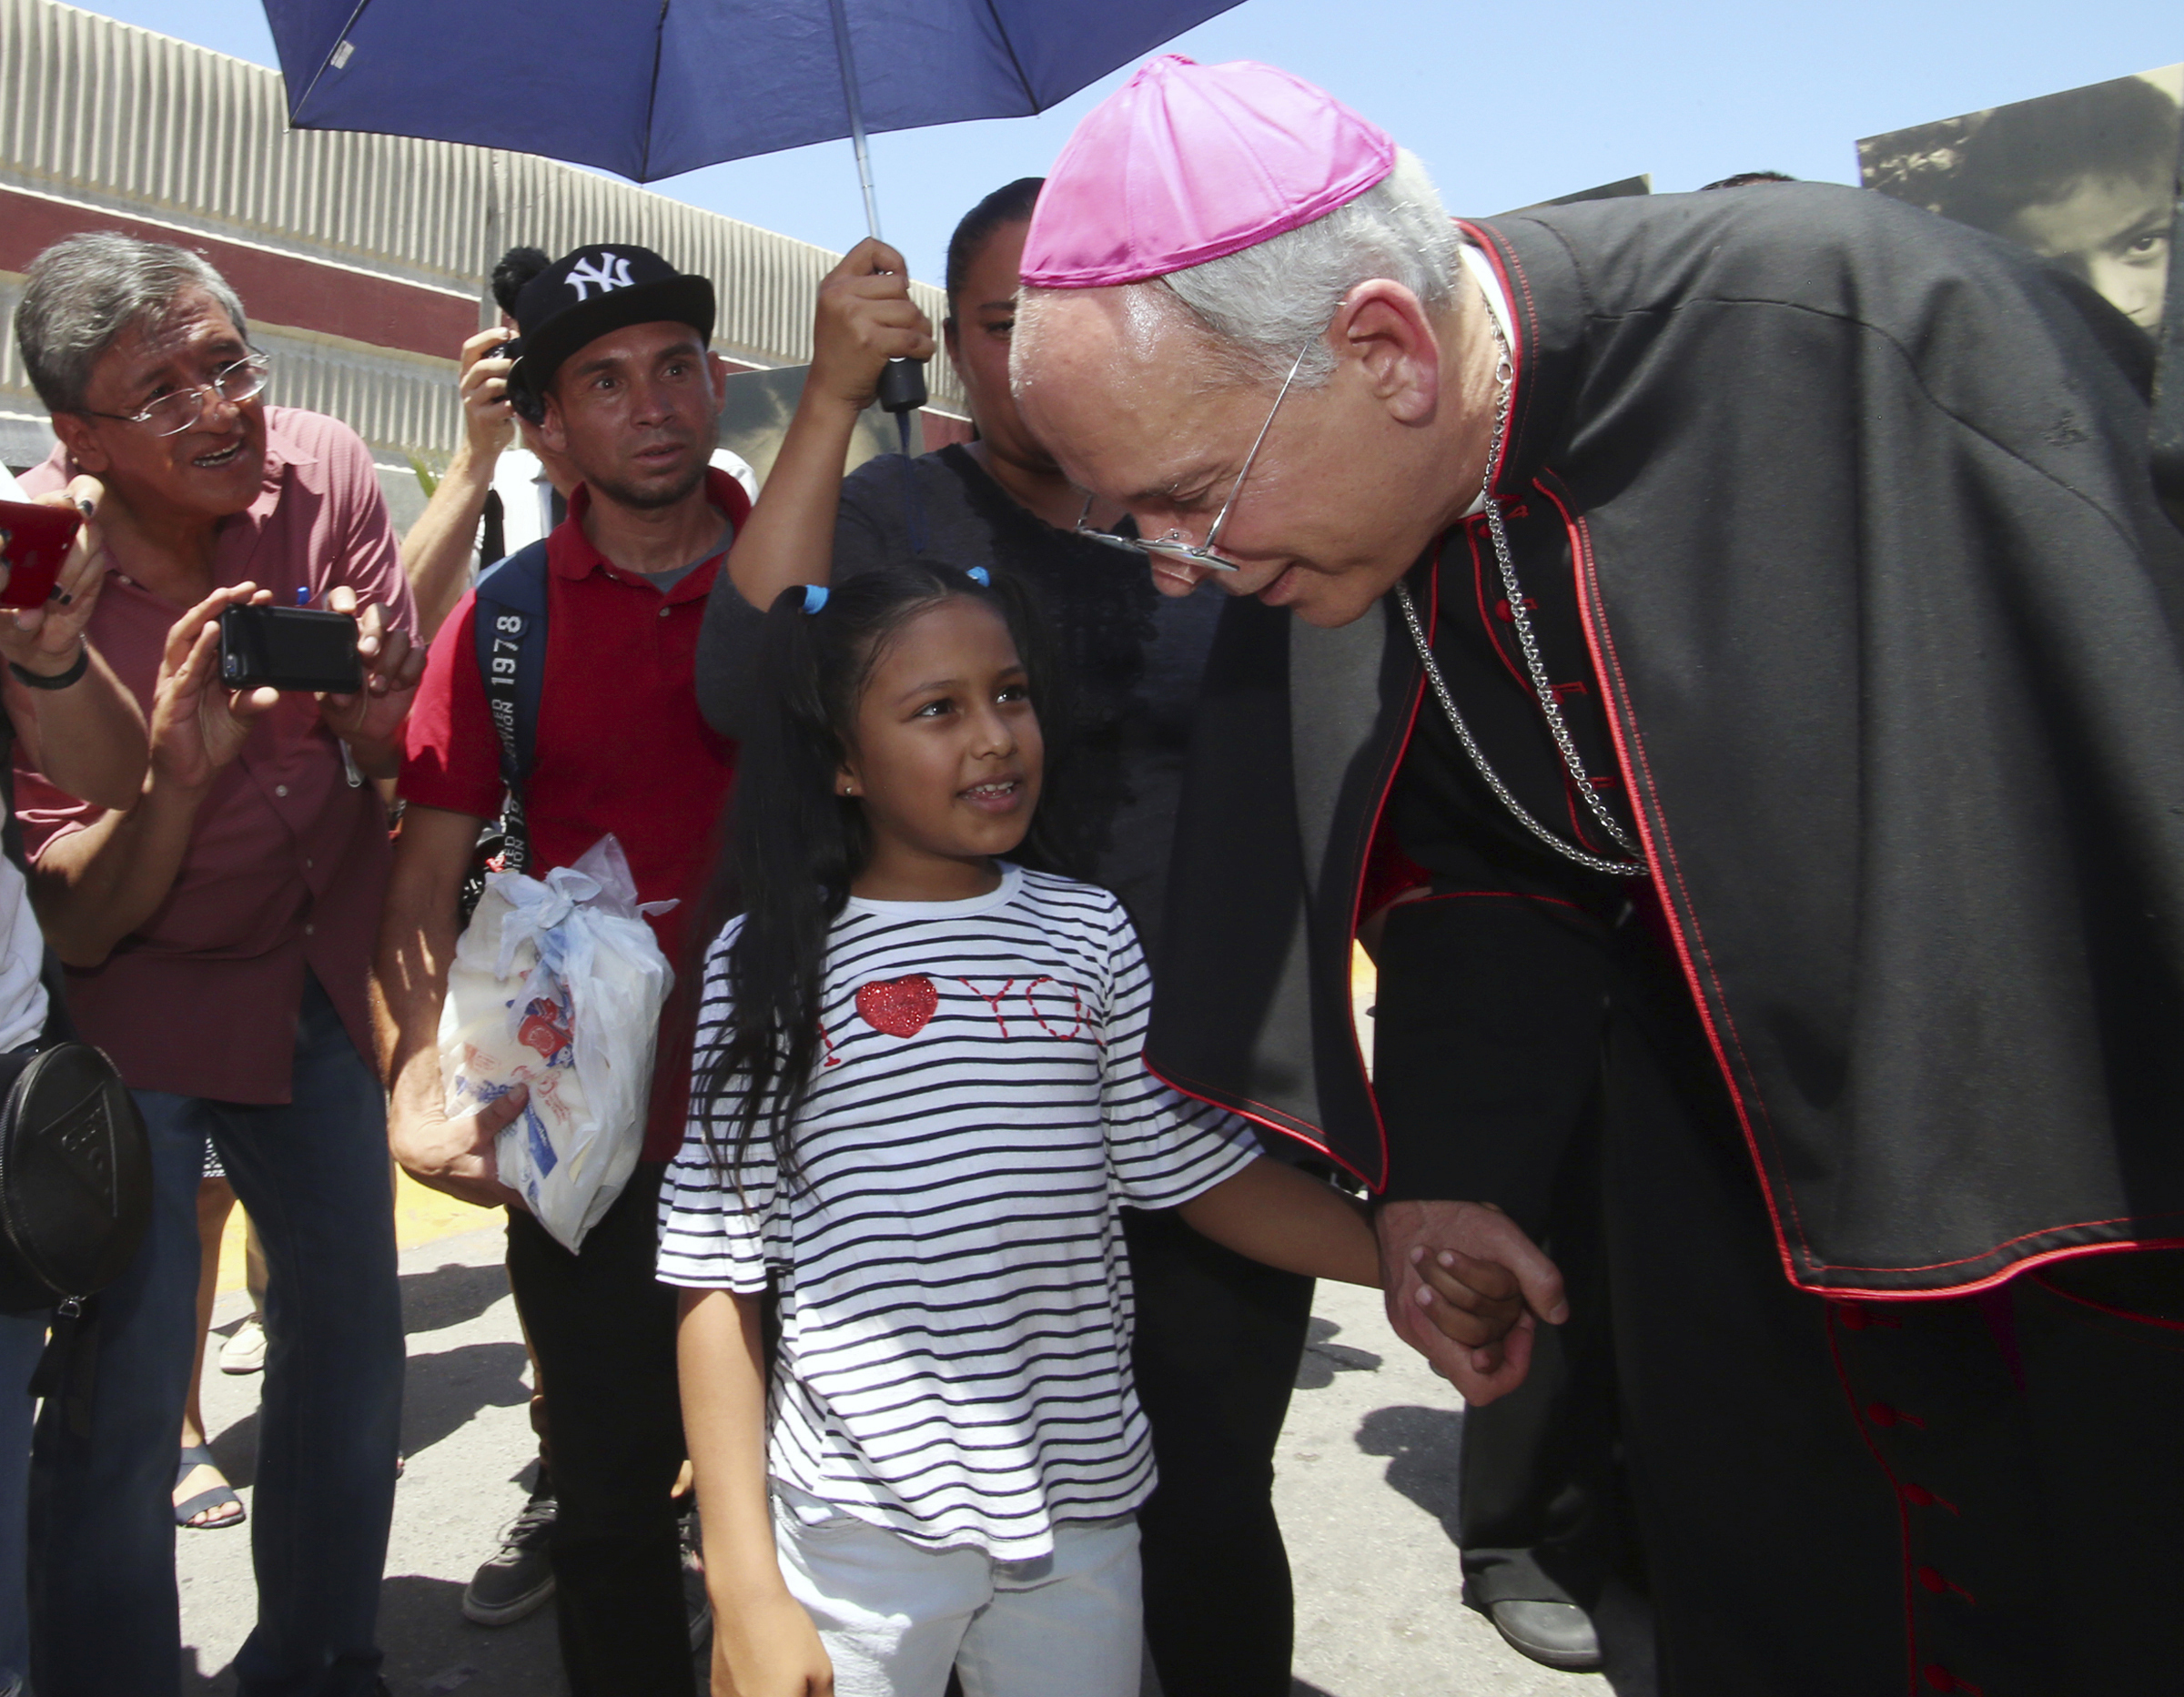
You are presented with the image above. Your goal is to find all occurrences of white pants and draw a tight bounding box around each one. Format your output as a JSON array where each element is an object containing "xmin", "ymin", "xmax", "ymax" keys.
[{"xmin": 773, "ymin": 1493, "xmax": 1142, "ymax": 1697}]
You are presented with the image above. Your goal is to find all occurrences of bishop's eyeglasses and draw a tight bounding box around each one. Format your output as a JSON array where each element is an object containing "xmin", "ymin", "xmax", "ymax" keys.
[{"xmin": 1074, "ymin": 338, "xmax": 1315, "ymax": 574}]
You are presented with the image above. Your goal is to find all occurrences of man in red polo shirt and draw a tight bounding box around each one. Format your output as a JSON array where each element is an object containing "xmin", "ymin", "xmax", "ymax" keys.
[{"xmin": 375, "ymin": 245, "xmax": 747, "ymax": 1697}]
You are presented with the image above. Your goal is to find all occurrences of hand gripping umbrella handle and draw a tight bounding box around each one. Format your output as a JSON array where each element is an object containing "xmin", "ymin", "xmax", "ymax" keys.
[{"xmin": 877, "ymin": 358, "xmax": 927, "ymax": 415}]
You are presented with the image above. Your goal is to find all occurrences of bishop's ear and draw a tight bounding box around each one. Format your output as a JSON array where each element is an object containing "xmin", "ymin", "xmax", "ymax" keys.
[{"xmin": 1332, "ymin": 278, "xmax": 1441, "ymax": 427}]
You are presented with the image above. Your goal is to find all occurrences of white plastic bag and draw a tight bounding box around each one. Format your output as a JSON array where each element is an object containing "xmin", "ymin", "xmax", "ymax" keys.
[{"xmin": 439, "ymin": 833, "xmax": 675, "ymax": 1252}]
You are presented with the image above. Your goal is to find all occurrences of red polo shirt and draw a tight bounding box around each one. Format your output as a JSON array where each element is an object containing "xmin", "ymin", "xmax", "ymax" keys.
[
  {"xmin": 400, "ymin": 469, "xmax": 748, "ymax": 1159},
  {"xmin": 17, "ymin": 409, "xmax": 413, "ymax": 1103}
]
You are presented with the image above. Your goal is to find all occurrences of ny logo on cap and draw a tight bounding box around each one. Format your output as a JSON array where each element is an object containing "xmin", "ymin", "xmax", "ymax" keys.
[{"xmin": 566, "ymin": 252, "xmax": 635, "ymax": 300}]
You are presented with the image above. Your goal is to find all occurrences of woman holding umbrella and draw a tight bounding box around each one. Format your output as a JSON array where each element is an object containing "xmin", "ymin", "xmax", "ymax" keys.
[{"xmin": 694, "ymin": 186, "xmax": 1317, "ymax": 1697}]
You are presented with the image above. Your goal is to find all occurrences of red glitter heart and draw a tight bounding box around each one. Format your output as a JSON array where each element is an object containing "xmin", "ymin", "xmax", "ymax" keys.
[{"xmin": 855, "ymin": 975, "xmax": 938, "ymax": 1038}]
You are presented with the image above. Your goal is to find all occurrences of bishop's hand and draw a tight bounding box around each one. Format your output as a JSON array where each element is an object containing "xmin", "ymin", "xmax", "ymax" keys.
[{"xmin": 1376, "ymin": 1198, "xmax": 1568, "ymax": 1405}]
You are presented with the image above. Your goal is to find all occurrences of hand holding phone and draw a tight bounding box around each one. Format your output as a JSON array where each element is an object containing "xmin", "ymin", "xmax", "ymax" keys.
[
  {"xmin": 218, "ymin": 603, "xmax": 364, "ymax": 693},
  {"xmin": 147, "ymin": 583, "xmax": 282, "ymax": 793},
  {"xmin": 0, "ymin": 480, "xmax": 115, "ymax": 685},
  {"xmin": 459, "ymin": 327, "xmax": 519, "ymax": 456},
  {"xmin": 314, "ymin": 584, "xmax": 424, "ymax": 774}
]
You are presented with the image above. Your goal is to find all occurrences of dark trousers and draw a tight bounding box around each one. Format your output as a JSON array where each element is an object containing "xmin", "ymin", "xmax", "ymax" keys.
[
  {"xmin": 1124, "ymin": 1206, "xmax": 1315, "ymax": 1697},
  {"xmin": 1455, "ymin": 1108, "xmax": 1627, "ymax": 1616},
  {"xmin": 1602, "ymin": 993, "xmax": 2184, "ymax": 1693},
  {"xmin": 505, "ymin": 1161, "xmax": 693, "ymax": 1697},
  {"xmin": 32, "ymin": 977, "xmax": 401, "ymax": 1697}
]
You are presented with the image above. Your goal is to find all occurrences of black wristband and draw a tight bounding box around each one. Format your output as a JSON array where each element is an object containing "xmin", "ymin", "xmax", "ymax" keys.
[{"xmin": 9, "ymin": 643, "xmax": 89, "ymax": 692}]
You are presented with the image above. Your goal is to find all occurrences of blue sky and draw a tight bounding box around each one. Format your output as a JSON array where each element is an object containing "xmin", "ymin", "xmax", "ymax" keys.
[{"xmin": 67, "ymin": 0, "xmax": 2184, "ymax": 288}]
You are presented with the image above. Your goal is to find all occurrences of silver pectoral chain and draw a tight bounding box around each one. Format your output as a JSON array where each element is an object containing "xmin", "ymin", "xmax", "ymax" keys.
[{"xmin": 1391, "ymin": 314, "xmax": 1648, "ymax": 879}]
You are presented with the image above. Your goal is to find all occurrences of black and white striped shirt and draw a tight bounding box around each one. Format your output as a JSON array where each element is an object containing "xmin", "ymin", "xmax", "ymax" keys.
[{"xmin": 657, "ymin": 864, "xmax": 1259, "ymax": 1559}]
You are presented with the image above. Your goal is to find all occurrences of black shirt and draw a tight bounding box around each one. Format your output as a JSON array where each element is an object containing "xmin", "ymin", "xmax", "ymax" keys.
[
  {"xmin": 692, "ymin": 445, "xmax": 1225, "ymax": 958},
  {"xmin": 830, "ymin": 446, "xmax": 1225, "ymax": 955}
]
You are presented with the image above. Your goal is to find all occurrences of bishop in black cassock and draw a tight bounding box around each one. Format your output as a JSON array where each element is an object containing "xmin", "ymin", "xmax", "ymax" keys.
[{"xmin": 1014, "ymin": 56, "xmax": 2184, "ymax": 1696}]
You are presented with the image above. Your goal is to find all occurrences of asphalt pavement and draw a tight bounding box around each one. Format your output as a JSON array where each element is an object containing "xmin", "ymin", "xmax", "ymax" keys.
[{"xmin": 178, "ymin": 1222, "xmax": 1649, "ymax": 1695}]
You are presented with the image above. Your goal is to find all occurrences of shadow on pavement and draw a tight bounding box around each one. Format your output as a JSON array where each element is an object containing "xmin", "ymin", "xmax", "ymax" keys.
[
  {"xmin": 1352, "ymin": 1403, "xmax": 1464, "ymax": 1544},
  {"xmin": 184, "ymin": 1651, "xmax": 238, "ymax": 1694},
  {"xmin": 187, "ymin": 1576, "xmax": 571, "ymax": 1697},
  {"xmin": 400, "ymin": 1259, "xmax": 516, "ymax": 1338},
  {"xmin": 201, "ymin": 1259, "xmax": 525, "ymax": 1476},
  {"xmin": 203, "ymin": 1412, "xmax": 259, "ymax": 1490},
  {"xmin": 1353, "ymin": 1405, "xmax": 1662, "ymax": 1693},
  {"xmin": 399, "ymin": 1341, "xmax": 533, "ymax": 1462},
  {"xmin": 376, "ymin": 1572, "xmax": 567, "ymax": 1697},
  {"xmin": 202, "ymin": 1338, "xmax": 531, "ymax": 1486},
  {"xmin": 1293, "ymin": 1316, "xmax": 1385, "ymax": 1390}
]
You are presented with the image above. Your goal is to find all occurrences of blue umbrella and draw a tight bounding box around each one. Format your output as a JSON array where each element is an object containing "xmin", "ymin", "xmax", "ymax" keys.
[
  {"xmin": 263, "ymin": 0, "xmax": 1240, "ymax": 200},
  {"xmin": 264, "ymin": 0, "xmax": 1241, "ymax": 409}
]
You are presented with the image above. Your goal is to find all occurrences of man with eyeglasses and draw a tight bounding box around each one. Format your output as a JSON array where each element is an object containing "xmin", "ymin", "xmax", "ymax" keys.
[
  {"xmin": 9, "ymin": 232, "xmax": 421, "ymax": 1697},
  {"xmin": 1011, "ymin": 56, "xmax": 2184, "ymax": 1694}
]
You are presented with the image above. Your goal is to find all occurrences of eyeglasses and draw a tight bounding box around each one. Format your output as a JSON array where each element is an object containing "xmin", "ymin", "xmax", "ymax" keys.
[
  {"xmin": 1075, "ymin": 338, "xmax": 1314, "ymax": 574},
  {"xmin": 86, "ymin": 353, "xmax": 271, "ymax": 438}
]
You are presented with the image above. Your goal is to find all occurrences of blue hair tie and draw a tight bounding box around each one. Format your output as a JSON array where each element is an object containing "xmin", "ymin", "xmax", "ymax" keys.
[
  {"xmin": 802, "ymin": 584, "xmax": 830, "ymax": 614},
  {"xmin": 966, "ymin": 567, "xmax": 990, "ymax": 587}
]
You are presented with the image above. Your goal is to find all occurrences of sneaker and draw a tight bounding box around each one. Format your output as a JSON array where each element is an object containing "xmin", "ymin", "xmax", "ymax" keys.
[
  {"xmin": 462, "ymin": 1492, "xmax": 557, "ymax": 1626},
  {"xmin": 681, "ymin": 1505, "xmax": 712, "ymax": 1651},
  {"xmin": 219, "ymin": 1315, "xmax": 267, "ymax": 1375}
]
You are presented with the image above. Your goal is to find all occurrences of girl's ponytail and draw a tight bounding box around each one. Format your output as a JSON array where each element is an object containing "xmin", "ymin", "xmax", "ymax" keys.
[{"xmin": 699, "ymin": 583, "xmax": 864, "ymax": 1181}]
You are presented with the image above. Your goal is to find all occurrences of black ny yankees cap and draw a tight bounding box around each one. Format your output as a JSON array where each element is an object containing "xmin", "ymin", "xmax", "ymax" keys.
[{"xmin": 504, "ymin": 244, "xmax": 716, "ymax": 419}]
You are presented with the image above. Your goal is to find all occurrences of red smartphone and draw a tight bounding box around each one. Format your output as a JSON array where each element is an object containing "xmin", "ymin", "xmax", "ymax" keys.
[{"xmin": 0, "ymin": 499, "xmax": 82, "ymax": 611}]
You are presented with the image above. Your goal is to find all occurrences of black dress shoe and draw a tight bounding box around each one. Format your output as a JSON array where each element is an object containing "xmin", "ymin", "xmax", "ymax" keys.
[{"xmin": 1489, "ymin": 1599, "xmax": 1604, "ymax": 1672}]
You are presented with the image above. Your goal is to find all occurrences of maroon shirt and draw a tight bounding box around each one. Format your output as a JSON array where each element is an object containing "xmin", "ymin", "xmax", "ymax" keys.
[
  {"xmin": 17, "ymin": 409, "xmax": 416, "ymax": 1103},
  {"xmin": 399, "ymin": 470, "xmax": 748, "ymax": 1158}
]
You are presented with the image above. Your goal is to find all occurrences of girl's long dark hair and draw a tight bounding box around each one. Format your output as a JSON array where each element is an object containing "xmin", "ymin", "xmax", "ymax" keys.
[{"xmin": 696, "ymin": 562, "xmax": 1075, "ymax": 1185}]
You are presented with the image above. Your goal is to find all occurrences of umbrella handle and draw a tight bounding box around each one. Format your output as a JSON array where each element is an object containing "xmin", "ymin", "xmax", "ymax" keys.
[{"xmin": 877, "ymin": 358, "xmax": 927, "ymax": 416}]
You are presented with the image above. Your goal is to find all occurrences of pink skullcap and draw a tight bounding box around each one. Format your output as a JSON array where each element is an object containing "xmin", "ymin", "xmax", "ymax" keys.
[{"xmin": 1020, "ymin": 56, "xmax": 1396, "ymax": 289}]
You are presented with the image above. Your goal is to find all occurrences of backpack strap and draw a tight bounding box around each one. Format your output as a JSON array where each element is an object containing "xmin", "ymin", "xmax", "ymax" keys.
[{"xmin": 471, "ymin": 540, "xmax": 551, "ymax": 875}]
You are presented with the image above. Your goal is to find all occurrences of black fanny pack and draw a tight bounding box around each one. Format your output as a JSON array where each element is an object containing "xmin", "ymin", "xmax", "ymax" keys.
[{"xmin": 0, "ymin": 1038, "xmax": 150, "ymax": 1316}]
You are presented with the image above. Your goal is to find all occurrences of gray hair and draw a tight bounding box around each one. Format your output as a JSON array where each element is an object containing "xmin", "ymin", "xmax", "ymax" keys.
[
  {"xmin": 14, "ymin": 233, "xmax": 249, "ymax": 413},
  {"xmin": 1153, "ymin": 148, "xmax": 1460, "ymax": 388}
]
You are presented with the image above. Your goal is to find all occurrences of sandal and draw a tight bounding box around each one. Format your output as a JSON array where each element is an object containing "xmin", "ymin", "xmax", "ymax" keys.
[{"xmin": 175, "ymin": 1443, "xmax": 245, "ymax": 1530}]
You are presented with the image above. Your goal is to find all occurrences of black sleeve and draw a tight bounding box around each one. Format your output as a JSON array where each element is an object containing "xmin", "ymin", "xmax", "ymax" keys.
[
  {"xmin": 693, "ymin": 567, "xmax": 767, "ymax": 741},
  {"xmin": 830, "ymin": 462, "xmax": 899, "ymax": 579},
  {"xmin": 1371, "ymin": 892, "xmax": 1610, "ymax": 1237}
]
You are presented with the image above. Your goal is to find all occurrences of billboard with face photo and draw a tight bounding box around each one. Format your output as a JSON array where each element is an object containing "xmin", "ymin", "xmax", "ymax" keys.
[{"xmin": 1858, "ymin": 66, "xmax": 2183, "ymax": 338}]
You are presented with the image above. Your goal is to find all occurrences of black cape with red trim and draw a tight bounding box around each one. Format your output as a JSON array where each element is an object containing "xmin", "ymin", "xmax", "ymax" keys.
[{"xmin": 1147, "ymin": 182, "xmax": 2184, "ymax": 1297}]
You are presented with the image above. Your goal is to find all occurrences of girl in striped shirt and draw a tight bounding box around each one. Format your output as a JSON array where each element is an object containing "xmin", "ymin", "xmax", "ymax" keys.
[{"xmin": 662, "ymin": 563, "xmax": 1492, "ymax": 1697}]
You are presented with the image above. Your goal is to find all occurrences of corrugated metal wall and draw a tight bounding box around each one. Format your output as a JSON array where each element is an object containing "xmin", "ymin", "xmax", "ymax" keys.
[{"xmin": 0, "ymin": 0, "xmax": 962, "ymax": 467}]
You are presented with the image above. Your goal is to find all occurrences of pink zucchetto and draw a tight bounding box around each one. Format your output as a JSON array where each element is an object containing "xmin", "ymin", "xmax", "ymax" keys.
[{"xmin": 1019, "ymin": 56, "xmax": 1396, "ymax": 290}]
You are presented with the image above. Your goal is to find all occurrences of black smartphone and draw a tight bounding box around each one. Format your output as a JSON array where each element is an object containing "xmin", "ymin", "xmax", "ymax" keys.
[{"xmin": 218, "ymin": 604, "xmax": 363, "ymax": 693}]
